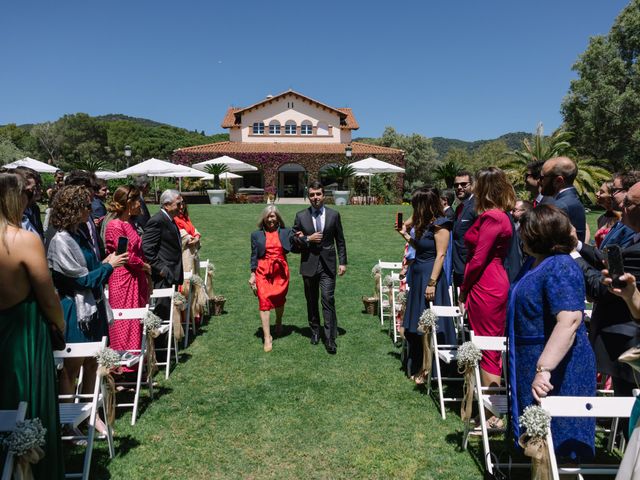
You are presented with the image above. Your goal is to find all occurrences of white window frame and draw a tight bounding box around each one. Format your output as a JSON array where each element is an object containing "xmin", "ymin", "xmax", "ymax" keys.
[
  {"xmin": 253, "ymin": 122, "xmax": 264, "ymax": 135},
  {"xmin": 300, "ymin": 122, "xmax": 313, "ymax": 135},
  {"xmin": 285, "ymin": 122, "xmax": 297, "ymax": 135},
  {"xmin": 269, "ymin": 121, "xmax": 281, "ymax": 135}
]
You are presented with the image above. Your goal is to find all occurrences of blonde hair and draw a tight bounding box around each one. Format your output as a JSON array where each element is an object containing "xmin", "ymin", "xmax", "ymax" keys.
[
  {"xmin": 0, "ymin": 173, "xmax": 26, "ymax": 252},
  {"xmin": 474, "ymin": 167, "xmax": 516, "ymax": 214},
  {"xmin": 257, "ymin": 205, "xmax": 285, "ymax": 229},
  {"xmin": 107, "ymin": 185, "xmax": 140, "ymax": 216}
]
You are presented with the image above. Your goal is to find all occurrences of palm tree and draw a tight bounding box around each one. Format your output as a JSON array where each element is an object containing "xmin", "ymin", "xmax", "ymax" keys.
[
  {"xmin": 433, "ymin": 160, "xmax": 462, "ymax": 188},
  {"xmin": 204, "ymin": 163, "xmax": 229, "ymax": 189},
  {"xmin": 70, "ymin": 157, "xmax": 107, "ymax": 172},
  {"xmin": 573, "ymin": 157, "xmax": 612, "ymax": 205},
  {"xmin": 324, "ymin": 164, "xmax": 356, "ymax": 190},
  {"xmin": 499, "ymin": 123, "xmax": 578, "ymax": 190}
]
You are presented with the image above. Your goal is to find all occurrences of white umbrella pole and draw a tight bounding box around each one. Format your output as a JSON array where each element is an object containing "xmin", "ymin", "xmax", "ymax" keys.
[
  {"xmin": 368, "ymin": 174, "xmax": 372, "ymax": 200},
  {"xmin": 179, "ymin": 177, "xmax": 182, "ymax": 192}
]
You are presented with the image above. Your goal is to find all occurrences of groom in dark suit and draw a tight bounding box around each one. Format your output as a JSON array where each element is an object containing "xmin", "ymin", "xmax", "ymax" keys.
[
  {"xmin": 142, "ymin": 189, "xmax": 184, "ymax": 319},
  {"xmin": 293, "ymin": 181, "xmax": 347, "ymax": 354}
]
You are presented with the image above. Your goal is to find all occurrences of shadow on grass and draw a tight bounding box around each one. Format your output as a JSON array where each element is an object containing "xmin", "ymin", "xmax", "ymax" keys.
[{"xmin": 64, "ymin": 433, "xmax": 142, "ymax": 480}]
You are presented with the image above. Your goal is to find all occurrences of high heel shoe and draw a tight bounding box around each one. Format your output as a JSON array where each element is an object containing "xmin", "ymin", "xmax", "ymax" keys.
[{"xmin": 264, "ymin": 336, "xmax": 273, "ymax": 352}]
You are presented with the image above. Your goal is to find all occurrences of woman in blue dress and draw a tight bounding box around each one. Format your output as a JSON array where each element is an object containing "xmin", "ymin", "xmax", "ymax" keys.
[
  {"xmin": 507, "ymin": 205, "xmax": 596, "ymax": 461},
  {"xmin": 397, "ymin": 187, "xmax": 455, "ymax": 384}
]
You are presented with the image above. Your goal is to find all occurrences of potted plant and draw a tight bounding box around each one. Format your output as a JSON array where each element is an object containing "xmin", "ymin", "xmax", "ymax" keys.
[
  {"xmin": 325, "ymin": 164, "xmax": 355, "ymax": 205},
  {"xmin": 204, "ymin": 163, "xmax": 229, "ymax": 205},
  {"xmin": 264, "ymin": 186, "xmax": 277, "ymax": 203}
]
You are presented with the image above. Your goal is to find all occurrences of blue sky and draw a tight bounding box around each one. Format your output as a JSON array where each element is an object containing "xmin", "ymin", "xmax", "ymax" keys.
[{"xmin": 0, "ymin": 0, "xmax": 629, "ymax": 141}]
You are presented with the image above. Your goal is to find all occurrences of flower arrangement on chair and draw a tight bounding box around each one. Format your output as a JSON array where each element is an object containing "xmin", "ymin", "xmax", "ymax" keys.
[{"xmin": 519, "ymin": 405, "xmax": 552, "ymax": 479}]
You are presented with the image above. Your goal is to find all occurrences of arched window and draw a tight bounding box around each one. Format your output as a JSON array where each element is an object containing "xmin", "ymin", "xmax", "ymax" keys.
[
  {"xmin": 269, "ymin": 120, "xmax": 281, "ymax": 135},
  {"xmin": 285, "ymin": 120, "xmax": 297, "ymax": 135},
  {"xmin": 300, "ymin": 120, "xmax": 313, "ymax": 135},
  {"xmin": 316, "ymin": 121, "xmax": 329, "ymax": 135},
  {"xmin": 252, "ymin": 122, "xmax": 264, "ymax": 135}
]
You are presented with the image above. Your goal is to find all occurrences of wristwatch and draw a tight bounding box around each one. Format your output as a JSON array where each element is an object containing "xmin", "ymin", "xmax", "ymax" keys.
[
  {"xmin": 535, "ymin": 365, "xmax": 552, "ymax": 373},
  {"xmin": 427, "ymin": 278, "xmax": 437, "ymax": 287}
]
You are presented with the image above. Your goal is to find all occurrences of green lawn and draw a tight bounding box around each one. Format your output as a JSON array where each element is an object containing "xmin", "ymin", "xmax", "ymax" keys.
[{"xmin": 70, "ymin": 204, "xmax": 611, "ymax": 479}]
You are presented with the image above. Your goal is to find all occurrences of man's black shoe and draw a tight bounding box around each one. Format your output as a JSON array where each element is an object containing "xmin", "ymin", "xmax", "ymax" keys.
[
  {"xmin": 325, "ymin": 340, "xmax": 337, "ymax": 355},
  {"xmin": 310, "ymin": 332, "xmax": 320, "ymax": 345}
]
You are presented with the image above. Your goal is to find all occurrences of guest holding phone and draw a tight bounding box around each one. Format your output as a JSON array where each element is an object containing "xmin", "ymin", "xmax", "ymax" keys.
[
  {"xmin": 249, "ymin": 205, "xmax": 296, "ymax": 352},
  {"xmin": 105, "ymin": 185, "xmax": 151, "ymax": 368}
]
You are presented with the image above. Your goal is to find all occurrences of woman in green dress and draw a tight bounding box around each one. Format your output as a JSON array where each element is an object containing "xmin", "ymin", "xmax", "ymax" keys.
[{"xmin": 0, "ymin": 172, "xmax": 65, "ymax": 479}]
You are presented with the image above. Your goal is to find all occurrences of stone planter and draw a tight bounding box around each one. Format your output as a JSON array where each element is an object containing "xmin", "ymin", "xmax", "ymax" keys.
[
  {"xmin": 207, "ymin": 189, "xmax": 226, "ymax": 205},
  {"xmin": 210, "ymin": 296, "xmax": 226, "ymax": 315},
  {"xmin": 333, "ymin": 190, "xmax": 350, "ymax": 206},
  {"xmin": 362, "ymin": 296, "xmax": 379, "ymax": 315}
]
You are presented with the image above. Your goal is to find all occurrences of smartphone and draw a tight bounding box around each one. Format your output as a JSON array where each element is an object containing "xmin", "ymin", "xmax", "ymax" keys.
[
  {"xmin": 116, "ymin": 236, "xmax": 129, "ymax": 255},
  {"xmin": 605, "ymin": 244, "xmax": 626, "ymax": 289},
  {"xmin": 396, "ymin": 212, "xmax": 403, "ymax": 229}
]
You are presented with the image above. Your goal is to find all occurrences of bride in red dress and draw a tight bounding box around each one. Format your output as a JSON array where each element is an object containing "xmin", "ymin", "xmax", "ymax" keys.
[{"xmin": 249, "ymin": 205, "xmax": 296, "ymax": 352}]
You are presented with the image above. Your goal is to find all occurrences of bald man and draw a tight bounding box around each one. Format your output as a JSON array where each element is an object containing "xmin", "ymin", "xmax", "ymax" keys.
[
  {"xmin": 540, "ymin": 156, "xmax": 586, "ymax": 242},
  {"xmin": 574, "ymin": 182, "xmax": 640, "ymax": 436}
]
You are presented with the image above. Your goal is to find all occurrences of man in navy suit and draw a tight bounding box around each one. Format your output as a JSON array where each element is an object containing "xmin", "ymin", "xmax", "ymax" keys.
[
  {"xmin": 451, "ymin": 171, "xmax": 477, "ymax": 289},
  {"xmin": 293, "ymin": 181, "xmax": 347, "ymax": 354},
  {"xmin": 540, "ymin": 157, "xmax": 586, "ymax": 242}
]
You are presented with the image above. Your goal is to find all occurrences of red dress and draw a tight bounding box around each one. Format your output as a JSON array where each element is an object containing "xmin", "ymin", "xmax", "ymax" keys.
[
  {"xmin": 460, "ymin": 209, "xmax": 512, "ymax": 376},
  {"xmin": 256, "ymin": 230, "xmax": 289, "ymax": 311},
  {"xmin": 105, "ymin": 219, "xmax": 149, "ymax": 370}
]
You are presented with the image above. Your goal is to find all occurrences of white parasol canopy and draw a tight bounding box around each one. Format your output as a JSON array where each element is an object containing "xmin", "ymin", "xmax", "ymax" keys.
[
  {"xmin": 95, "ymin": 170, "xmax": 126, "ymax": 180},
  {"xmin": 349, "ymin": 157, "xmax": 405, "ymax": 196},
  {"xmin": 117, "ymin": 158, "xmax": 197, "ymax": 176},
  {"xmin": 154, "ymin": 166, "xmax": 209, "ymax": 178},
  {"xmin": 192, "ymin": 155, "xmax": 258, "ymax": 173},
  {"xmin": 4, "ymin": 157, "xmax": 58, "ymax": 173}
]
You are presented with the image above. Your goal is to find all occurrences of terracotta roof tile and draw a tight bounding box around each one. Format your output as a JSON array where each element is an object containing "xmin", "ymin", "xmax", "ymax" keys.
[
  {"xmin": 336, "ymin": 108, "xmax": 359, "ymax": 130},
  {"xmin": 221, "ymin": 107, "xmax": 241, "ymax": 128},
  {"xmin": 175, "ymin": 141, "xmax": 403, "ymax": 156}
]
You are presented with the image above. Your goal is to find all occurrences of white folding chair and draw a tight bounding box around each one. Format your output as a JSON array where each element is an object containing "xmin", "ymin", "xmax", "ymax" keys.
[
  {"xmin": 461, "ymin": 331, "xmax": 509, "ymax": 477},
  {"xmin": 377, "ymin": 260, "xmax": 402, "ymax": 326},
  {"xmin": 182, "ymin": 271, "xmax": 198, "ymax": 348},
  {"xmin": 199, "ymin": 259, "xmax": 211, "ymax": 316},
  {"xmin": 111, "ymin": 306, "xmax": 152, "ymax": 425},
  {"xmin": 0, "ymin": 401, "xmax": 27, "ymax": 480},
  {"xmin": 55, "ymin": 337, "xmax": 115, "ymax": 480},
  {"xmin": 427, "ymin": 305, "xmax": 465, "ymax": 419},
  {"xmin": 541, "ymin": 396, "xmax": 636, "ymax": 479},
  {"xmin": 150, "ymin": 287, "xmax": 179, "ymax": 379}
]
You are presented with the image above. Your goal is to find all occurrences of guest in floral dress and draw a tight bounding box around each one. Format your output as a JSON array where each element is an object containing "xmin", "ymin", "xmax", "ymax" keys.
[
  {"xmin": 105, "ymin": 185, "xmax": 151, "ymax": 371},
  {"xmin": 249, "ymin": 205, "xmax": 296, "ymax": 352}
]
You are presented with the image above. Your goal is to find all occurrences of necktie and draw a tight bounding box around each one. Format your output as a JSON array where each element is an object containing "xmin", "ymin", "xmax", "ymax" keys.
[
  {"xmin": 455, "ymin": 203, "xmax": 464, "ymax": 219},
  {"xmin": 314, "ymin": 210, "xmax": 322, "ymax": 232}
]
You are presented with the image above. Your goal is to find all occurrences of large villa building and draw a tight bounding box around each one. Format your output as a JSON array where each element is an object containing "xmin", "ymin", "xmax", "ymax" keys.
[{"xmin": 173, "ymin": 90, "xmax": 405, "ymax": 197}]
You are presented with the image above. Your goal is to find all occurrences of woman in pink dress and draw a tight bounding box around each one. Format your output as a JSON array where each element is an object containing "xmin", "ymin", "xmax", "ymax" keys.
[
  {"xmin": 105, "ymin": 185, "xmax": 151, "ymax": 370},
  {"xmin": 458, "ymin": 167, "xmax": 515, "ymax": 428}
]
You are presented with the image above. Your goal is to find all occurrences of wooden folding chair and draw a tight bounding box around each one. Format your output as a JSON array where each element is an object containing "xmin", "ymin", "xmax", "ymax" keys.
[
  {"xmin": 541, "ymin": 396, "xmax": 636, "ymax": 479},
  {"xmin": 0, "ymin": 401, "xmax": 27, "ymax": 480},
  {"xmin": 55, "ymin": 336, "xmax": 115, "ymax": 480},
  {"xmin": 461, "ymin": 331, "xmax": 509, "ymax": 477},
  {"xmin": 377, "ymin": 260, "xmax": 402, "ymax": 326},
  {"xmin": 427, "ymin": 305, "xmax": 465, "ymax": 419},
  {"xmin": 150, "ymin": 286, "xmax": 179, "ymax": 379},
  {"xmin": 111, "ymin": 306, "xmax": 152, "ymax": 426}
]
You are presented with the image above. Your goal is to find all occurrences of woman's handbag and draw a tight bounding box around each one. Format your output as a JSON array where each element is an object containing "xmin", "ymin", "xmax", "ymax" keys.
[{"xmin": 49, "ymin": 324, "xmax": 66, "ymax": 351}]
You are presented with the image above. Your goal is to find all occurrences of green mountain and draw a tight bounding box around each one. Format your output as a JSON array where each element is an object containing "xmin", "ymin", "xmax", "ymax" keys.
[{"xmin": 430, "ymin": 132, "xmax": 529, "ymax": 158}]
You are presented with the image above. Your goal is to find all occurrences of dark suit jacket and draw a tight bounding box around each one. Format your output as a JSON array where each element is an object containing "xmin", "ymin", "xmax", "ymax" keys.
[
  {"xmin": 133, "ymin": 195, "xmax": 151, "ymax": 233},
  {"xmin": 576, "ymin": 242, "xmax": 640, "ymax": 383},
  {"xmin": 452, "ymin": 196, "xmax": 477, "ymax": 276},
  {"xmin": 443, "ymin": 206, "xmax": 455, "ymax": 221},
  {"xmin": 293, "ymin": 207, "xmax": 347, "ymax": 277},
  {"xmin": 142, "ymin": 210, "xmax": 183, "ymax": 286},
  {"xmin": 250, "ymin": 227, "xmax": 295, "ymax": 272},
  {"xmin": 553, "ymin": 187, "xmax": 586, "ymax": 243}
]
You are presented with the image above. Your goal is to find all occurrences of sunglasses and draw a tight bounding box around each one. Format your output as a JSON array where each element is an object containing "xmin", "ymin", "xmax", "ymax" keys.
[{"xmin": 453, "ymin": 182, "xmax": 470, "ymax": 188}]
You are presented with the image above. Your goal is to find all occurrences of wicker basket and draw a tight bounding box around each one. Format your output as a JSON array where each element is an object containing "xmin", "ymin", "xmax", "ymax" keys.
[
  {"xmin": 362, "ymin": 296, "xmax": 379, "ymax": 315},
  {"xmin": 210, "ymin": 297, "xmax": 226, "ymax": 316}
]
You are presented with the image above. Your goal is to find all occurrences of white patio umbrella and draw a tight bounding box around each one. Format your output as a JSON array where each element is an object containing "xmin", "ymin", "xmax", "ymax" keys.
[
  {"xmin": 349, "ymin": 157, "xmax": 405, "ymax": 196},
  {"xmin": 201, "ymin": 171, "xmax": 243, "ymax": 189},
  {"xmin": 95, "ymin": 170, "xmax": 126, "ymax": 180},
  {"xmin": 154, "ymin": 165, "xmax": 210, "ymax": 191},
  {"xmin": 192, "ymin": 155, "xmax": 258, "ymax": 173},
  {"xmin": 4, "ymin": 157, "xmax": 58, "ymax": 173},
  {"xmin": 117, "ymin": 158, "xmax": 196, "ymax": 176}
]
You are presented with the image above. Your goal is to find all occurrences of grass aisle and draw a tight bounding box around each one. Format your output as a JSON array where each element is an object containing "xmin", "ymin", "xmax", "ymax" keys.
[{"xmin": 90, "ymin": 204, "xmax": 500, "ymax": 479}]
